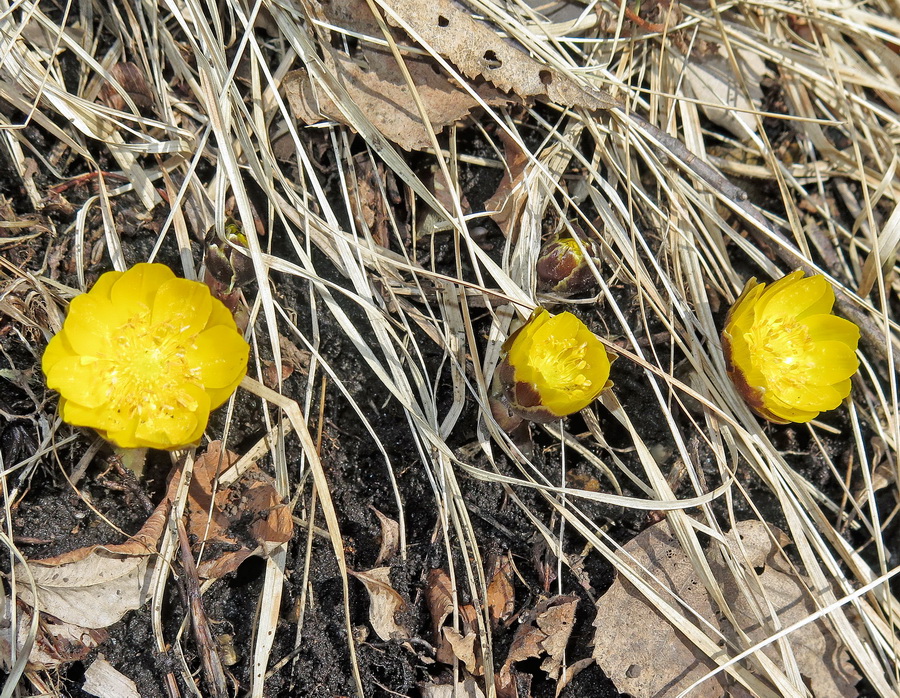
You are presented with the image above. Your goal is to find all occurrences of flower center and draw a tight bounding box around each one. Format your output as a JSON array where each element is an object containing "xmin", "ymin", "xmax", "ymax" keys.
[
  {"xmin": 746, "ymin": 317, "xmax": 814, "ymax": 392},
  {"xmin": 101, "ymin": 312, "xmax": 201, "ymax": 418},
  {"xmin": 530, "ymin": 336, "xmax": 592, "ymax": 395}
]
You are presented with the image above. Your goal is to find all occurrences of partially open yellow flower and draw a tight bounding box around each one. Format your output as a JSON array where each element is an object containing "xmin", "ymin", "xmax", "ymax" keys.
[
  {"xmin": 496, "ymin": 308, "xmax": 614, "ymax": 423},
  {"xmin": 42, "ymin": 263, "xmax": 249, "ymax": 449},
  {"xmin": 721, "ymin": 271, "xmax": 860, "ymax": 423}
]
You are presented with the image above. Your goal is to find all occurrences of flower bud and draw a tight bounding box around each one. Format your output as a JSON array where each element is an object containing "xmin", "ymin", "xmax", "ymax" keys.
[
  {"xmin": 721, "ymin": 271, "xmax": 860, "ymax": 423},
  {"xmin": 494, "ymin": 308, "xmax": 614, "ymax": 423},
  {"xmin": 536, "ymin": 236, "xmax": 601, "ymax": 295}
]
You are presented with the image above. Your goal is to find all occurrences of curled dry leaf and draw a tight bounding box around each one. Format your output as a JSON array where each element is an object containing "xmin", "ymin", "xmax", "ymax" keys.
[
  {"xmin": 384, "ymin": 0, "xmax": 617, "ymax": 110},
  {"xmin": 13, "ymin": 480, "xmax": 172, "ymax": 629},
  {"xmin": 486, "ymin": 553, "xmax": 515, "ymax": 628},
  {"xmin": 371, "ymin": 506, "xmax": 401, "ymax": 566},
  {"xmin": 680, "ymin": 47, "xmax": 767, "ymax": 140},
  {"xmin": 592, "ymin": 520, "xmax": 860, "ymax": 698},
  {"xmin": 709, "ymin": 521, "xmax": 860, "ymax": 698},
  {"xmin": 285, "ymin": 0, "xmax": 512, "ymax": 150},
  {"xmin": 0, "ymin": 593, "xmax": 107, "ymax": 671},
  {"xmin": 426, "ymin": 568, "xmax": 484, "ymax": 672},
  {"xmin": 188, "ymin": 441, "xmax": 293, "ymax": 580},
  {"xmin": 83, "ymin": 656, "xmax": 141, "ymax": 698},
  {"xmin": 349, "ymin": 567, "xmax": 411, "ymax": 641},
  {"xmin": 591, "ymin": 520, "xmax": 726, "ymax": 698},
  {"xmin": 497, "ymin": 595, "xmax": 579, "ymax": 698}
]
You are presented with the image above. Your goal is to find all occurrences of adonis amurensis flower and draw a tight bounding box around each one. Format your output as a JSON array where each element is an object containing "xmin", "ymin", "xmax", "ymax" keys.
[
  {"xmin": 536, "ymin": 236, "xmax": 602, "ymax": 295},
  {"xmin": 42, "ymin": 263, "xmax": 249, "ymax": 450},
  {"xmin": 721, "ymin": 271, "xmax": 860, "ymax": 423},
  {"xmin": 495, "ymin": 308, "xmax": 614, "ymax": 423}
]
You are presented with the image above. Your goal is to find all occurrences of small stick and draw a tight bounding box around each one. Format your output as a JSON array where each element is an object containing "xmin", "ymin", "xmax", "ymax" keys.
[{"xmin": 176, "ymin": 519, "xmax": 229, "ymax": 698}]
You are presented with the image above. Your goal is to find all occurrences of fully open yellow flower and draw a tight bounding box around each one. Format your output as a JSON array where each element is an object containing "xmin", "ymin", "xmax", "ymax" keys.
[
  {"xmin": 496, "ymin": 308, "xmax": 613, "ymax": 423},
  {"xmin": 722, "ymin": 271, "xmax": 860, "ymax": 423},
  {"xmin": 42, "ymin": 263, "xmax": 249, "ymax": 449}
]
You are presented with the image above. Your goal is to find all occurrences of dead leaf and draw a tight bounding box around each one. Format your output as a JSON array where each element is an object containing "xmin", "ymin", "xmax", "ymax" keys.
[
  {"xmin": 188, "ymin": 441, "xmax": 293, "ymax": 580},
  {"xmin": 12, "ymin": 483, "xmax": 173, "ymax": 629},
  {"xmin": 0, "ymin": 593, "xmax": 107, "ymax": 671},
  {"xmin": 426, "ymin": 568, "xmax": 455, "ymax": 641},
  {"xmin": 498, "ymin": 595, "xmax": 578, "ymax": 697},
  {"xmin": 384, "ymin": 0, "xmax": 617, "ymax": 111},
  {"xmin": 285, "ymin": 0, "xmax": 512, "ymax": 150},
  {"xmin": 591, "ymin": 521, "xmax": 728, "ymax": 698},
  {"xmin": 483, "ymin": 131, "xmax": 530, "ymax": 237},
  {"xmin": 486, "ymin": 553, "xmax": 515, "ymax": 628},
  {"xmin": 371, "ymin": 506, "xmax": 401, "ymax": 566},
  {"xmin": 83, "ymin": 656, "xmax": 141, "ymax": 698},
  {"xmin": 592, "ymin": 520, "xmax": 861, "ymax": 698},
  {"xmin": 444, "ymin": 626, "xmax": 480, "ymax": 675},
  {"xmin": 709, "ymin": 521, "xmax": 861, "ymax": 698},
  {"xmin": 680, "ymin": 47, "xmax": 767, "ymax": 139},
  {"xmin": 350, "ymin": 567, "xmax": 411, "ymax": 641},
  {"xmin": 419, "ymin": 677, "xmax": 486, "ymax": 698}
]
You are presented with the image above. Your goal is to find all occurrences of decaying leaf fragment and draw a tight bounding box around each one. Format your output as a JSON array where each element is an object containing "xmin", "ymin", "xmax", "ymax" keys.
[
  {"xmin": 497, "ymin": 595, "xmax": 579, "ymax": 698},
  {"xmin": 708, "ymin": 521, "xmax": 861, "ymax": 698},
  {"xmin": 486, "ymin": 552, "xmax": 515, "ymax": 628},
  {"xmin": 349, "ymin": 567, "xmax": 411, "ymax": 641},
  {"xmin": 592, "ymin": 520, "xmax": 861, "ymax": 698},
  {"xmin": 285, "ymin": 0, "xmax": 512, "ymax": 150},
  {"xmin": 591, "ymin": 521, "xmax": 727, "ymax": 698},
  {"xmin": 4, "ymin": 487, "xmax": 171, "ymax": 669},
  {"xmin": 371, "ymin": 506, "xmax": 401, "ymax": 566},
  {"xmin": 426, "ymin": 568, "xmax": 484, "ymax": 675},
  {"xmin": 383, "ymin": 0, "xmax": 617, "ymax": 111},
  {"xmin": 188, "ymin": 441, "xmax": 293, "ymax": 580}
]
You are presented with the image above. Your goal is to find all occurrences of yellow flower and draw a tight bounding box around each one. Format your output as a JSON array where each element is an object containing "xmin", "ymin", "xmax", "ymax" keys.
[
  {"xmin": 42, "ymin": 263, "xmax": 249, "ymax": 449},
  {"xmin": 496, "ymin": 308, "xmax": 614, "ymax": 423},
  {"xmin": 721, "ymin": 271, "xmax": 860, "ymax": 423}
]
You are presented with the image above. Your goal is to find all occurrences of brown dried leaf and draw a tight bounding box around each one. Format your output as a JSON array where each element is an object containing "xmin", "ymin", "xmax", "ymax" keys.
[
  {"xmin": 591, "ymin": 521, "xmax": 727, "ymax": 698},
  {"xmin": 83, "ymin": 656, "xmax": 141, "ymax": 698},
  {"xmin": 593, "ymin": 520, "xmax": 861, "ymax": 698},
  {"xmin": 498, "ymin": 595, "xmax": 578, "ymax": 696},
  {"xmin": 443, "ymin": 626, "xmax": 480, "ymax": 675},
  {"xmin": 189, "ymin": 441, "xmax": 293, "ymax": 580},
  {"xmin": 486, "ymin": 553, "xmax": 515, "ymax": 628},
  {"xmin": 426, "ymin": 568, "xmax": 455, "ymax": 641},
  {"xmin": 0, "ymin": 595, "xmax": 108, "ymax": 671},
  {"xmin": 350, "ymin": 567, "xmax": 411, "ymax": 641},
  {"xmin": 483, "ymin": 131, "xmax": 530, "ymax": 237},
  {"xmin": 371, "ymin": 506, "xmax": 401, "ymax": 566},
  {"xmin": 709, "ymin": 521, "xmax": 860, "ymax": 698},
  {"xmin": 285, "ymin": 0, "xmax": 512, "ymax": 150},
  {"xmin": 384, "ymin": 0, "xmax": 617, "ymax": 110}
]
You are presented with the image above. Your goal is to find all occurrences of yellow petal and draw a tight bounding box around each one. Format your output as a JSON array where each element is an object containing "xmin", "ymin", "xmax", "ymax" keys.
[
  {"xmin": 46, "ymin": 355, "xmax": 113, "ymax": 408},
  {"xmin": 725, "ymin": 278, "xmax": 764, "ymax": 332},
  {"xmin": 151, "ymin": 278, "xmax": 213, "ymax": 335},
  {"xmin": 762, "ymin": 394, "xmax": 819, "ymax": 423},
  {"xmin": 759, "ymin": 274, "xmax": 833, "ymax": 320},
  {"xmin": 63, "ymin": 400, "xmax": 139, "ymax": 440},
  {"xmin": 88, "ymin": 270, "xmax": 125, "ymax": 301},
  {"xmin": 805, "ymin": 340, "xmax": 859, "ymax": 385},
  {"xmin": 110, "ymin": 263, "xmax": 175, "ymax": 315},
  {"xmin": 63, "ymin": 293, "xmax": 129, "ymax": 356},
  {"xmin": 507, "ymin": 309, "xmax": 547, "ymax": 372},
  {"xmin": 803, "ymin": 314, "xmax": 860, "ymax": 347},
  {"xmin": 205, "ymin": 296, "xmax": 238, "ymax": 332},
  {"xmin": 538, "ymin": 311, "xmax": 583, "ymax": 343},
  {"xmin": 133, "ymin": 384, "xmax": 210, "ymax": 449},
  {"xmin": 775, "ymin": 380, "xmax": 844, "ymax": 411},
  {"xmin": 187, "ymin": 325, "xmax": 249, "ymax": 390},
  {"xmin": 42, "ymin": 331, "xmax": 78, "ymax": 376}
]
